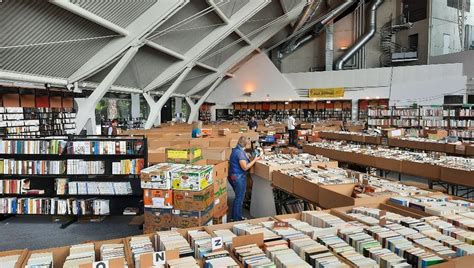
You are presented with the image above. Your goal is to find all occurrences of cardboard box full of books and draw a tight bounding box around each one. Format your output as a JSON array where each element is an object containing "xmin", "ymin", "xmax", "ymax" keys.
[
  {"xmin": 173, "ymin": 185, "xmax": 214, "ymax": 211},
  {"xmin": 144, "ymin": 208, "xmax": 173, "ymax": 232},
  {"xmin": 171, "ymin": 203, "xmax": 214, "ymax": 228},
  {"xmin": 172, "ymin": 165, "xmax": 213, "ymax": 191},
  {"xmin": 165, "ymin": 147, "xmax": 202, "ymax": 164},
  {"xmin": 143, "ymin": 189, "xmax": 173, "ymax": 208}
]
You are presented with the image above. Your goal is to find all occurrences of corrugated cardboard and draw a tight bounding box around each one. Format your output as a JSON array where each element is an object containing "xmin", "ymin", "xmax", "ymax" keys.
[
  {"xmin": 293, "ymin": 177, "xmax": 319, "ymax": 204},
  {"xmin": 24, "ymin": 246, "xmax": 70, "ymax": 268},
  {"xmin": 79, "ymin": 258, "xmax": 125, "ymax": 268},
  {"xmin": 253, "ymin": 162, "xmax": 300, "ymax": 181},
  {"xmin": 272, "ymin": 171, "xmax": 294, "ymax": 193},
  {"xmin": 318, "ymin": 184, "xmax": 391, "ymax": 209},
  {"xmin": 189, "ymin": 139, "xmax": 209, "ymax": 148},
  {"xmin": 144, "ymin": 189, "xmax": 173, "ymax": 208},
  {"xmin": 375, "ymin": 158, "xmax": 401, "ymax": 172},
  {"xmin": 401, "ymin": 160, "xmax": 440, "ymax": 180},
  {"xmin": 171, "ymin": 203, "xmax": 214, "ymax": 228},
  {"xmin": 173, "ymin": 186, "xmax": 214, "ymax": 211},
  {"xmin": 213, "ymin": 192, "xmax": 228, "ymax": 218},
  {"xmin": 201, "ymin": 148, "xmax": 227, "ymax": 161},
  {"xmin": 165, "ymin": 147, "xmax": 202, "ymax": 164},
  {"xmin": 144, "ymin": 208, "xmax": 173, "ymax": 232},
  {"xmin": 0, "ymin": 249, "xmax": 28, "ymax": 268},
  {"xmin": 209, "ymin": 139, "xmax": 230, "ymax": 148},
  {"xmin": 440, "ymin": 167, "xmax": 474, "ymax": 187}
]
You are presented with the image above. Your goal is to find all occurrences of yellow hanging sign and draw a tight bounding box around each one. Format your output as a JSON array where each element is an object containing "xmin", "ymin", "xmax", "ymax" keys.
[{"xmin": 308, "ymin": 88, "xmax": 345, "ymax": 98}]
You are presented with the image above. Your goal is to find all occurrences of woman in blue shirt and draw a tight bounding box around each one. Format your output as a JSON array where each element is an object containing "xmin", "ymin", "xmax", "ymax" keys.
[
  {"xmin": 228, "ymin": 136, "xmax": 260, "ymax": 221},
  {"xmin": 191, "ymin": 121, "xmax": 202, "ymax": 138}
]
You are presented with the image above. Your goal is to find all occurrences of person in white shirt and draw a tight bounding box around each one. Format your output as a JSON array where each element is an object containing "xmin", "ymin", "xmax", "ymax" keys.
[{"xmin": 287, "ymin": 113, "xmax": 296, "ymax": 146}]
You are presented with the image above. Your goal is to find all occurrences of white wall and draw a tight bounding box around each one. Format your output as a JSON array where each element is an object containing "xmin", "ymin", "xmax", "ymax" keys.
[
  {"xmin": 209, "ymin": 52, "xmax": 467, "ymax": 106},
  {"xmin": 207, "ymin": 53, "xmax": 297, "ymax": 105}
]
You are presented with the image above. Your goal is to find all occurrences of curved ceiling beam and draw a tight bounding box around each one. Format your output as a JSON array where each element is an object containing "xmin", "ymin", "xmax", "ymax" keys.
[
  {"xmin": 67, "ymin": 0, "xmax": 189, "ymax": 83},
  {"xmin": 49, "ymin": 0, "xmax": 129, "ymax": 36},
  {"xmin": 142, "ymin": 0, "xmax": 270, "ymax": 93},
  {"xmin": 186, "ymin": 1, "xmax": 307, "ymax": 97}
]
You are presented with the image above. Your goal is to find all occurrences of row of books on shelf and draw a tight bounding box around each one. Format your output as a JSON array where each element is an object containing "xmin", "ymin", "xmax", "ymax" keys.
[
  {"xmin": 56, "ymin": 179, "xmax": 133, "ymax": 195},
  {"xmin": 0, "ymin": 159, "xmax": 144, "ymax": 175},
  {"xmin": 69, "ymin": 140, "xmax": 144, "ymax": 155},
  {"xmin": 0, "ymin": 179, "xmax": 42, "ymax": 195},
  {"xmin": 0, "ymin": 139, "xmax": 144, "ymax": 155},
  {"xmin": 0, "ymin": 197, "xmax": 110, "ymax": 215}
]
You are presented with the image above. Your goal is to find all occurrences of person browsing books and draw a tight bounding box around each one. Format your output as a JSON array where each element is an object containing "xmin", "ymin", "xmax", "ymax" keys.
[
  {"xmin": 287, "ymin": 113, "xmax": 296, "ymax": 146},
  {"xmin": 191, "ymin": 121, "xmax": 202, "ymax": 138},
  {"xmin": 247, "ymin": 116, "xmax": 258, "ymax": 131},
  {"xmin": 108, "ymin": 119, "xmax": 119, "ymax": 136},
  {"xmin": 228, "ymin": 136, "xmax": 261, "ymax": 221}
]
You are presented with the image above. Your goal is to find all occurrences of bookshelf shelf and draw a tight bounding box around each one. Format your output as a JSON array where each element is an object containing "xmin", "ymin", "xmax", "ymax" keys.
[{"xmin": 0, "ymin": 135, "xmax": 148, "ymax": 218}]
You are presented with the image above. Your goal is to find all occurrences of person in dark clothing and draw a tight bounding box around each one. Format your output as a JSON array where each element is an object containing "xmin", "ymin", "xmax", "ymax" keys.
[
  {"xmin": 108, "ymin": 119, "xmax": 118, "ymax": 136},
  {"xmin": 247, "ymin": 116, "xmax": 258, "ymax": 131}
]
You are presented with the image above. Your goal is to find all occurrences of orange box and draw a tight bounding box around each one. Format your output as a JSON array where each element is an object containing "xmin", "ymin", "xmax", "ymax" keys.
[{"xmin": 143, "ymin": 189, "xmax": 173, "ymax": 208}]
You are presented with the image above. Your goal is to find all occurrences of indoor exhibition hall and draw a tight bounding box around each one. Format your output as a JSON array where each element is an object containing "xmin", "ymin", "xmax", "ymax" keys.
[{"xmin": 0, "ymin": 0, "xmax": 473, "ymax": 267}]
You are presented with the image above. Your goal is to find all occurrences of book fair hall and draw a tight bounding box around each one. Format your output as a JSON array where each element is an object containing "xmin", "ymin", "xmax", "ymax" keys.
[{"xmin": 2, "ymin": 0, "xmax": 474, "ymax": 267}]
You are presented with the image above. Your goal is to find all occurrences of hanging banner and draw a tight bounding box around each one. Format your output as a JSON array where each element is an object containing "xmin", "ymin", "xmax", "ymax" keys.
[{"xmin": 308, "ymin": 88, "xmax": 345, "ymax": 98}]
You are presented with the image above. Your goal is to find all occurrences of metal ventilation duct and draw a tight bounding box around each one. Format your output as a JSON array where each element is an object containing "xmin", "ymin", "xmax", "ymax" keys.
[
  {"xmin": 334, "ymin": 0, "xmax": 384, "ymax": 70},
  {"xmin": 278, "ymin": 0, "xmax": 356, "ymax": 59}
]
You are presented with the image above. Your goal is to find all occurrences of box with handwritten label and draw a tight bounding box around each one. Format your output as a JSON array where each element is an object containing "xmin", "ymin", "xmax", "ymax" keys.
[{"xmin": 165, "ymin": 147, "xmax": 202, "ymax": 164}]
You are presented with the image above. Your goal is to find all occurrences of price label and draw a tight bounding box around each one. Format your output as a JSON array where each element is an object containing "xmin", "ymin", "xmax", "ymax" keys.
[
  {"xmin": 211, "ymin": 236, "xmax": 223, "ymax": 251},
  {"xmin": 273, "ymin": 221, "xmax": 289, "ymax": 228},
  {"xmin": 152, "ymin": 197, "xmax": 165, "ymax": 208},
  {"xmin": 152, "ymin": 251, "xmax": 166, "ymax": 265},
  {"xmin": 93, "ymin": 261, "xmax": 109, "ymax": 268}
]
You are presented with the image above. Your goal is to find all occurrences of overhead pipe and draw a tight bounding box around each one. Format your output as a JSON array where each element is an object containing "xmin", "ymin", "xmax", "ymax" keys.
[
  {"xmin": 278, "ymin": 0, "xmax": 356, "ymax": 59},
  {"xmin": 334, "ymin": 0, "xmax": 384, "ymax": 70},
  {"xmin": 291, "ymin": 0, "xmax": 321, "ymax": 34}
]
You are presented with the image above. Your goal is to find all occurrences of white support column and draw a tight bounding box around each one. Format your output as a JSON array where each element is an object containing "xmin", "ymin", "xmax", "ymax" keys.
[
  {"xmin": 143, "ymin": 0, "xmax": 269, "ymax": 93},
  {"xmin": 74, "ymin": 46, "xmax": 139, "ymax": 134},
  {"xmin": 144, "ymin": 66, "xmax": 193, "ymax": 129},
  {"xmin": 352, "ymin": 99, "xmax": 359, "ymax": 121},
  {"xmin": 131, "ymin": 93, "xmax": 141, "ymax": 119},
  {"xmin": 174, "ymin": 96, "xmax": 183, "ymax": 118},
  {"xmin": 186, "ymin": 76, "xmax": 224, "ymax": 124}
]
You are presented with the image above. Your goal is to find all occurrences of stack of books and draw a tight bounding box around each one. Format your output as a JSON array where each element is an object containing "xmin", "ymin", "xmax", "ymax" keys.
[
  {"xmin": 100, "ymin": 243, "xmax": 127, "ymax": 264},
  {"xmin": 0, "ymin": 159, "xmax": 65, "ymax": 174},
  {"xmin": 211, "ymin": 229, "xmax": 236, "ymax": 249},
  {"xmin": 156, "ymin": 231, "xmax": 193, "ymax": 256},
  {"xmin": 167, "ymin": 256, "xmax": 199, "ymax": 268},
  {"xmin": 66, "ymin": 181, "xmax": 132, "ymax": 195},
  {"xmin": 63, "ymin": 243, "xmax": 95, "ymax": 268},
  {"xmin": 202, "ymin": 251, "xmax": 239, "ymax": 268},
  {"xmin": 66, "ymin": 160, "xmax": 105, "ymax": 175},
  {"xmin": 233, "ymin": 223, "xmax": 281, "ymax": 241},
  {"xmin": 129, "ymin": 236, "xmax": 154, "ymax": 268},
  {"xmin": 26, "ymin": 252, "xmax": 53, "ymax": 268},
  {"xmin": 0, "ymin": 254, "xmax": 22, "ymax": 268},
  {"xmin": 234, "ymin": 244, "xmax": 275, "ymax": 267}
]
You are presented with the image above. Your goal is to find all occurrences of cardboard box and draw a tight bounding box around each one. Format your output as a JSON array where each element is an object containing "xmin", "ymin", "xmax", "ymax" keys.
[
  {"xmin": 401, "ymin": 160, "xmax": 440, "ymax": 181},
  {"xmin": 140, "ymin": 163, "xmax": 185, "ymax": 189},
  {"xmin": 375, "ymin": 157, "xmax": 401, "ymax": 172},
  {"xmin": 171, "ymin": 204, "xmax": 214, "ymax": 228},
  {"xmin": 253, "ymin": 162, "xmax": 300, "ymax": 181},
  {"xmin": 165, "ymin": 147, "xmax": 202, "ymax": 164},
  {"xmin": 201, "ymin": 128, "xmax": 212, "ymax": 136},
  {"xmin": 318, "ymin": 184, "xmax": 391, "ymax": 209},
  {"xmin": 189, "ymin": 139, "xmax": 209, "ymax": 148},
  {"xmin": 79, "ymin": 258, "xmax": 125, "ymax": 268},
  {"xmin": 426, "ymin": 129, "xmax": 448, "ymax": 140},
  {"xmin": 440, "ymin": 167, "xmax": 474, "ymax": 187},
  {"xmin": 213, "ymin": 214, "xmax": 228, "ymax": 225},
  {"xmin": 466, "ymin": 144, "xmax": 474, "ymax": 156},
  {"xmin": 24, "ymin": 246, "xmax": 70, "ymax": 268},
  {"xmin": 213, "ymin": 192, "xmax": 228, "ymax": 218},
  {"xmin": 194, "ymin": 159, "xmax": 228, "ymax": 198},
  {"xmin": 209, "ymin": 139, "xmax": 230, "ymax": 148},
  {"xmin": 382, "ymin": 128, "xmax": 404, "ymax": 138},
  {"xmin": 172, "ymin": 165, "xmax": 214, "ymax": 191},
  {"xmin": 173, "ymin": 185, "xmax": 214, "ymax": 211},
  {"xmin": 201, "ymin": 148, "xmax": 227, "ymax": 161},
  {"xmin": 364, "ymin": 136, "xmax": 381, "ymax": 145},
  {"xmin": 218, "ymin": 128, "xmax": 231, "ymax": 136},
  {"xmin": 293, "ymin": 177, "xmax": 319, "ymax": 204},
  {"xmin": 144, "ymin": 189, "xmax": 173, "ymax": 208},
  {"xmin": 272, "ymin": 171, "xmax": 294, "ymax": 193},
  {"xmin": 148, "ymin": 148, "xmax": 166, "ymax": 164},
  {"xmin": 0, "ymin": 249, "xmax": 28, "ymax": 268},
  {"xmin": 144, "ymin": 208, "xmax": 173, "ymax": 232}
]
